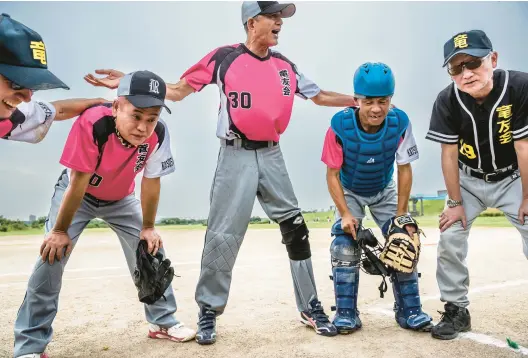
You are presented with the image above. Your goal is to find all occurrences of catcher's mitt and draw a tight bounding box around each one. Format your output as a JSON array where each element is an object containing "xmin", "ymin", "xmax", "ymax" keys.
[
  {"xmin": 380, "ymin": 215, "xmax": 422, "ymax": 273},
  {"xmin": 133, "ymin": 240, "xmax": 175, "ymax": 305}
]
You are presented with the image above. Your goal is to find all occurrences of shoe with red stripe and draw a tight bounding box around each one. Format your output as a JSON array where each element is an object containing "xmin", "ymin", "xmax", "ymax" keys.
[
  {"xmin": 300, "ymin": 299, "xmax": 338, "ymax": 337},
  {"xmin": 148, "ymin": 323, "xmax": 196, "ymax": 342},
  {"xmin": 17, "ymin": 354, "xmax": 49, "ymax": 358}
]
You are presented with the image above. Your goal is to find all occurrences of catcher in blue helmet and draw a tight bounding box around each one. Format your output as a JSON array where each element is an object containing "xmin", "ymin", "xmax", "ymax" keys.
[{"xmin": 321, "ymin": 62, "xmax": 432, "ymax": 334}]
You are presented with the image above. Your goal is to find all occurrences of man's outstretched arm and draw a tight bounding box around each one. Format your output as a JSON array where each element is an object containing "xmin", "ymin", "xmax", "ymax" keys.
[
  {"xmin": 83, "ymin": 69, "xmax": 195, "ymax": 103},
  {"xmin": 51, "ymin": 97, "xmax": 107, "ymax": 121},
  {"xmin": 311, "ymin": 90, "xmax": 357, "ymax": 107}
]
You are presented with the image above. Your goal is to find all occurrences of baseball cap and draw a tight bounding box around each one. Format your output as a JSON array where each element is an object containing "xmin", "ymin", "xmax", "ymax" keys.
[
  {"xmin": 117, "ymin": 70, "xmax": 171, "ymax": 114},
  {"xmin": 443, "ymin": 30, "xmax": 493, "ymax": 67},
  {"xmin": 241, "ymin": 1, "xmax": 296, "ymax": 24},
  {"xmin": 0, "ymin": 13, "xmax": 69, "ymax": 90}
]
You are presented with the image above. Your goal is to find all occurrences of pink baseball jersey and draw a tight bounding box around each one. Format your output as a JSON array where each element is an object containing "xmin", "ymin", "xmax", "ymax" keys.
[
  {"xmin": 1, "ymin": 100, "xmax": 56, "ymax": 143},
  {"xmin": 321, "ymin": 118, "xmax": 419, "ymax": 169},
  {"xmin": 59, "ymin": 105, "xmax": 175, "ymax": 201},
  {"xmin": 180, "ymin": 43, "xmax": 320, "ymax": 142}
]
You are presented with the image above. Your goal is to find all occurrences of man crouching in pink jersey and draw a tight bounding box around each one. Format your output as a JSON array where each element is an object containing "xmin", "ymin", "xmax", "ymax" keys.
[
  {"xmin": 13, "ymin": 71, "xmax": 195, "ymax": 358},
  {"xmin": 84, "ymin": 1, "xmax": 358, "ymax": 344}
]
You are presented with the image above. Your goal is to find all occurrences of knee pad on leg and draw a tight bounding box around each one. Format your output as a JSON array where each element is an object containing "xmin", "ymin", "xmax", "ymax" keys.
[
  {"xmin": 391, "ymin": 271, "xmax": 432, "ymax": 330},
  {"xmin": 280, "ymin": 213, "xmax": 311, "ymax": 260},
  {"xmin": 329, "ymin": 222, "xmax": 360, "ymax": 266}
]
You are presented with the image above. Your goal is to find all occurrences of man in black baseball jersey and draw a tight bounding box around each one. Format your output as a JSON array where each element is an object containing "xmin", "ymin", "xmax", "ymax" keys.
[{"xmin": 426, "ymin": 29, "xmax": 528, "ymax": 340}]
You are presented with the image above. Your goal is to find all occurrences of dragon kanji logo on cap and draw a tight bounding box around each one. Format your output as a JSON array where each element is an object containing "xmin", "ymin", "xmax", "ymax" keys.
[
  {"xmin": 30, "ymin": 41, "xmax": 47, "ymax": 65},
  {"xmin": 453, "ymin": 34, "xmax": 468, "ymax": 49}
]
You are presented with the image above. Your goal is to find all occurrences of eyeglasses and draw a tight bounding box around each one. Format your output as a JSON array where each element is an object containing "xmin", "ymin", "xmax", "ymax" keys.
[{"xmin": 447, "ymin": 53, "xmax": 491, "ymax": 76}]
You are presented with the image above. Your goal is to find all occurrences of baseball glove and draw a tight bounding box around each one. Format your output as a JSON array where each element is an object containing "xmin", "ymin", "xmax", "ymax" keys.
[
  {"xmin": 133, "ymin": 240, "xmax": 175, "ymax": 305},
  {"xmin": 379, "ymin": 215, "xmax": 422, "ymax": 273}
]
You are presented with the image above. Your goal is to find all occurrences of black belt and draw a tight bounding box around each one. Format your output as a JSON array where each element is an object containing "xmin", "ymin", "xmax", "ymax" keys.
[
  {"xmin": 459, "ymin": 162, "xmax": 517, "ymax": 182},
  {"xmin": 84, "ymin": 193, "xmax": 118, "ymax": 207},
  {"xmin": 226, "ymin": 138, "xmax": 278, "ymax": 150}
]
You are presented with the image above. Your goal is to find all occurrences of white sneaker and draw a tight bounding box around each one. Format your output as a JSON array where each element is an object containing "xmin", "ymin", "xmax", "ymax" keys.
[
  {"xmin": 17, "ymin": 354, "xmax": 48, "ymax": 358},
  {"xmin": 148, "ymin": 323, "xmax": 196, "ymax": 342}
]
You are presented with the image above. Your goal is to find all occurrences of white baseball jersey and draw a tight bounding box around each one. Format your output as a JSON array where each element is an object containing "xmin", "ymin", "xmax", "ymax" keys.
[{"xmin": 0, "ymin": 100, "xmax": 56, "ymax": 143}]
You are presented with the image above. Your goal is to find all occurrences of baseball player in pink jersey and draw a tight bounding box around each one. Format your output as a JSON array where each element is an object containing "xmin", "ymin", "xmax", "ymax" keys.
[
  {"xmin": 84, "ymin": 1, "xmax": 359, "ymax": 344},
  {"xmin": 13, "ymin": 71, "xmax": 195, "ymax": 358},
  {"xmin": 0, "ymin": 13, "xmax": 105, "ymax": 144}
]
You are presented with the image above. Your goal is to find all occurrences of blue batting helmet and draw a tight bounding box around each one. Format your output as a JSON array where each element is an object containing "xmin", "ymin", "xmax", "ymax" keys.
[{"xmin": 353, "ymin": 62, "xmax": 395, "ymax": 98}]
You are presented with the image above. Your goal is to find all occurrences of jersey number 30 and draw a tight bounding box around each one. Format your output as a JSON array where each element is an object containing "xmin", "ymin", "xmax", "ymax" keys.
[{"xmin": 228, "ymin": 91, "xmax": 252, "ymax": 109}]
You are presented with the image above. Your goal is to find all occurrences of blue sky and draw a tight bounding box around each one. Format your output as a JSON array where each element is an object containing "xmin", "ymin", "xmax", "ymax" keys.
[{"xmin": 2, "ymin": 1, "xmax": 528, "ymax": 220}]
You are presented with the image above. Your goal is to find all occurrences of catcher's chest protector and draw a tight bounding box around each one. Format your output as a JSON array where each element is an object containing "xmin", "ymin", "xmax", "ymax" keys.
[{"xmin": 330, "ymin": 108, "xmax": 409, "ymax": 196}]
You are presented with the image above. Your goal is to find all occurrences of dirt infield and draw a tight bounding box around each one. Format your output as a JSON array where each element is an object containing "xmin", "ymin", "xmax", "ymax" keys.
[{"xmin": 1, "ymin": 227, "xmax": 527, "ymax": 358}]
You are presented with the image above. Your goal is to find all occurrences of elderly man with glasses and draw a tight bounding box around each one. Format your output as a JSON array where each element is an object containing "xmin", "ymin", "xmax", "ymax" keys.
[{"xmin": 425, "ymin": 29, "xmax": 528, "ymax": 340}]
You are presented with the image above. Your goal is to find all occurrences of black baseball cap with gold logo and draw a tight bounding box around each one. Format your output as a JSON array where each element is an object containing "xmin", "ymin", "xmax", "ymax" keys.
[
  {"xmin": 0, "ymin": 13, "xmax": 69, "ymax": 90},
  {"xmin": 443, "ymin": 30, "xmax": 493, "ymax": 67}
]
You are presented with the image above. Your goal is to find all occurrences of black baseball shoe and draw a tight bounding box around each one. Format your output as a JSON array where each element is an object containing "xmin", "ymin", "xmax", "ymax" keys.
[
  {"xmin": 300, "ymin": 299, "xmax": 338, "ymax": 337},
  {"xmin": 196, "ymin": 308, "xmax": 217, "ymax": 345},
  {"xmin": 431, "ymin": 302, "xmax": 471, "ymax": 340}
]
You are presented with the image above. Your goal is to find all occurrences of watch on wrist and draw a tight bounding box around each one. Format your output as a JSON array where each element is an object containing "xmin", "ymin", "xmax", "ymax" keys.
[{"xmin": 447, "ymin": 198, "xmax": 462, "ymax": 208}]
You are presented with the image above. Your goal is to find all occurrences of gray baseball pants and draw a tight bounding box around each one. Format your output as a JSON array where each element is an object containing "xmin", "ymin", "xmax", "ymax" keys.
[
  {"xmin": 13, "ymin": 170, "xmax": 178, "ymax": 357},
  {"xmin": 437, "ymin": 169, "xmax": 528, "ymax": 308},
  {"xmin": 336, "ymin": 181, "xmax": 398, "ymax": 228},
  {"xmin": 195, "ymin": 139, "xmax": 318, "ymax": 315}
]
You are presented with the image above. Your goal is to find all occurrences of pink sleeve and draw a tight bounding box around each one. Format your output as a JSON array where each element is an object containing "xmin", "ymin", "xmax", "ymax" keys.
[
  {"xmin": 180, "ymin": 45, "xmax": 235, "ymax": 92},
  {"xmin": 59, "ymin": 113, "xmax": 100, "ymax": 173},
  {"xmin": 321, "ymin": 127, "xmax": 343, "ymax": 169},
  {"xmin": 0, "ymin": 119, "xmax": 11, "ymax": 138}
]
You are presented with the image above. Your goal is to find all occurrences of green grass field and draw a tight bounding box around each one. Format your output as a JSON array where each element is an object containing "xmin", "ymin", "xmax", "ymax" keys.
[{"xmin": 0, "ymin": 199, "xmax": 513, "ymax": 237}]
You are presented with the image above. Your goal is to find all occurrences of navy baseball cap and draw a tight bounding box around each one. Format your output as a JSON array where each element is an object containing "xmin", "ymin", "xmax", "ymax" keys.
[
  {"xmin": 241, "ymin": 1, "xmax": 296, "ymax": 24},
  {"xmin": 443, "ymin": 30, "xmax": 493, "ymax": 67},
  {"xmin": 0, "ymin": 13, "xmax": 69, "ymax": 90},
  {"xmin": 117, "ymin": 71, "xmax": 171, "ymax": 114}
]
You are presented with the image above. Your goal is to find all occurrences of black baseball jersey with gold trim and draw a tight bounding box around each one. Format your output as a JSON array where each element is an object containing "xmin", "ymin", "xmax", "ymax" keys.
[{"xmin": 426, "ymin": 69, "xmax": 528, "ymax": 173}]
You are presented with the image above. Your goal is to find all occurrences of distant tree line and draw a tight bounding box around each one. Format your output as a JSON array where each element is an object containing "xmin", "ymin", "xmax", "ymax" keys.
[
  {"xmin": 0, "ymin": 216, "xmax": 108, "ymax": 233},
  {"xmin": 159, "ymin": 216, "xmax": 270, "ymax": 226},
  {"xmin": 0, "ymin": 216, "xmax": 47, "ymax": 232},
  {"xmin": 0, "ymin": 215, "xmax": 275, "ymax": 233},
  {"xmin": 159, "ymin": 218, "xmax": 208, "ymax": 226}
]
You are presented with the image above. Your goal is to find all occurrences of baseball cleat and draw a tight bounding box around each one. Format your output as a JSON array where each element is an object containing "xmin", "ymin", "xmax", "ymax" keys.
[
  {"xmin": 300, "ymin": 299, "xmax": 338, "ymax": 337},
  {"xmin": 196, "ymin": 308, "xmax": 217, "ymax": 345},
  {"xmin": 431, "ymin": 303, "xmax": 471, "ymax": 340},
  {"xmin": 148, "ymin": 323, "xmax": 196, "ymax": 342}
]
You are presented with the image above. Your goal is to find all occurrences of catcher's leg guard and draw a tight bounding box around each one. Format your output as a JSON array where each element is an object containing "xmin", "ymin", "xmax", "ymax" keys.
[
  {"xmin": 390, "ymin": 271, "xmax": 432, "ymax": 331},
  {"xmin": 329, "ymin": 220, "xmax": 361, "ymax": 334},
  {"xmin": 331, "ymin": 266, "xmax": 361, "ymax": 334}
]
